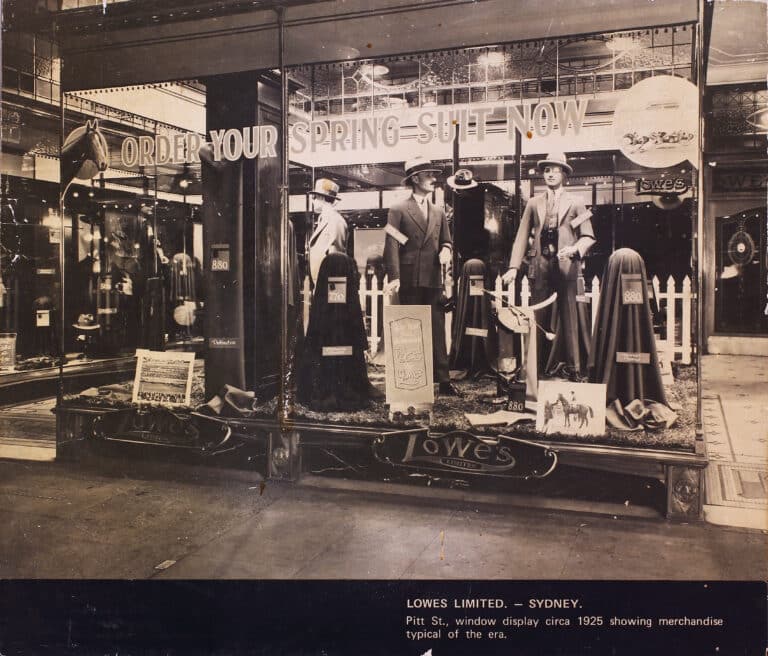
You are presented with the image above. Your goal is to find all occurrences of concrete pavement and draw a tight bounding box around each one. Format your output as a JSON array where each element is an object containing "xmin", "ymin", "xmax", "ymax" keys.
[{"xmin": 0, "ymin": 458, "xmax": 765, "ymax": 580}]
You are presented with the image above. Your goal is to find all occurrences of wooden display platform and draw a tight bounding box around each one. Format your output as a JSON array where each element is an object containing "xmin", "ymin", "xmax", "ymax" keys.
[{"xmin": 56, "ymin": 405, "xmax": 707, "ymax": 521}]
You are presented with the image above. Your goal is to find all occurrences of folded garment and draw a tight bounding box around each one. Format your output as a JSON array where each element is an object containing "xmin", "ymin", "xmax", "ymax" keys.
[
  {"xmin": 197, "ymin": 384, "xmax": 256, "ymax": 418},
  {"xmin": 606, "ymin": 398, "xmax": 677, "ymax": 431}
]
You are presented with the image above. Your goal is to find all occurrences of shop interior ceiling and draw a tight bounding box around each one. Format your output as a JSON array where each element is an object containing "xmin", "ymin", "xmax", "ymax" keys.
[
  {"xmin": 707, "ymin": 0, "xmax": 768, "ymax": 86},
  {"xmin": 2, "ymin": 0, "xmax": 713, "ymax": 214},
  {"xmin": 59, "ymin": 12, "xmax": 696, "ymax": 194},
  {"xmin": 50, "ymin": 0, "xmax": 698, "ymax": 91}
]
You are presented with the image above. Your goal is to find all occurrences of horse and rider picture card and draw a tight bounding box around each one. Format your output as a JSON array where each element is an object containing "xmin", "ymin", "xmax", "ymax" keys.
[{"xmin": 536, "ymin": 381, "xmax": 607, "ymax": 437}]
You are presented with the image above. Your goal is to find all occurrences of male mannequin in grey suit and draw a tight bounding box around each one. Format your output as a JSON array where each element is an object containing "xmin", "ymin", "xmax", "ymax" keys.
[
  {"xmin": 502, "ymin": 152, "xmax": 596, "ymax": 380},
  {"xmin": 384, "ymin": 156, "xmax": 456, "ymax": 395}
]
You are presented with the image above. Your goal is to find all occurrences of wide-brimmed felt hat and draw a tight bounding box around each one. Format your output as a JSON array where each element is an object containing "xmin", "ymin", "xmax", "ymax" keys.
[
  {"xmin": 446, "ymin": 168, "xmax": 479, "ymax": 191},
  {"xmin": 537, "ymin": 152, "xmax": 573, "ymax": 175},
  {"xmin": 73, "ymin": 313, "xmax": 99, "ymax": 331},
  {"xmin": 309, "ymin": 178, "xmax": 341, "ymax": 201},
  {"xmin": 402, "ymin": 156, "xmax": 442, "ymax": 184}
]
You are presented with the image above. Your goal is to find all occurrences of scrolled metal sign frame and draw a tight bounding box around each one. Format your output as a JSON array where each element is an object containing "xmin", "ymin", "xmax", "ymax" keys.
[{"xmin": 373, "ymin": 429, "xmax": 558, "ymax": 480}]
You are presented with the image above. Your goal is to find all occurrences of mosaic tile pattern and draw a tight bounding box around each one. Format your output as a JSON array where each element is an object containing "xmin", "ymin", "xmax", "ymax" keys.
[{"xmin": 702, "ymin": 355, "xmax": 768, "ymax": 527}]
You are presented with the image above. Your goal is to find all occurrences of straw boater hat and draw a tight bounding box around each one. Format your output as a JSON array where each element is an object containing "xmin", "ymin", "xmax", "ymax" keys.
[
  {"xmin": 537, "ymin": 152, "xmax": 573, "ymax": 175},
  {"xmin": 309, "ymin": 178, "xmax": 341, "ymax": 202},
  {"xmin": 402, "ymin": 156, "xmax": 442, "ymax": 184},
  {"xmin": 446, "ymin": 168, "xmax": 479, "ymax": 191}
]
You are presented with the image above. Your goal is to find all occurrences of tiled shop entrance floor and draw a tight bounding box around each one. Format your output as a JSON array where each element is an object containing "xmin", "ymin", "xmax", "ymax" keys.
[
  {"xmin": 702, "ymin": 356, "xmax": 768, "ymax": 530},
  {"xmin": 0, "ymin": 397, "xmax": 56, "ymax": 461}
]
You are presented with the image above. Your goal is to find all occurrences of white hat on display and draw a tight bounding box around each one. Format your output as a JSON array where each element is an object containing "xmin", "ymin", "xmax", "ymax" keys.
[
  {"xmin": 402, "ymin": 156, "xmax": 443, "ymax": 183},
  {"xmin": 446, "ymin": 168, "xmax": 479, "ymax": 191},
  {"xmin": 536, "ymin": 152, "xmax": 573, "ymax": 175}
]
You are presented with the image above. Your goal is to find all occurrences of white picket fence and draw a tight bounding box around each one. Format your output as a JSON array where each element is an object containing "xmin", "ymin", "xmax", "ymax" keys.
[{"xmin": 302, "ymin": 273, "xmax": 695, "ymax": 365}]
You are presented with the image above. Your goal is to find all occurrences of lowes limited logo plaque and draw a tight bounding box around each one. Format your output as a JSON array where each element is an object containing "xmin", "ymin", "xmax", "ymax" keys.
[{"xmin": 373, "ymin": 430, "xmax": 557, "ymax": 479}]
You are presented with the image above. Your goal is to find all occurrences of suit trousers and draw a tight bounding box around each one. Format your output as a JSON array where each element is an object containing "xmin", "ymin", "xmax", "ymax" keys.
[
  {"xmin": 531, "ymin": 255, "xmax": 590, "ymax": 375},
  {"xmin": 398, "ymin": 286, "xmax": 450, "ymax": 384}
]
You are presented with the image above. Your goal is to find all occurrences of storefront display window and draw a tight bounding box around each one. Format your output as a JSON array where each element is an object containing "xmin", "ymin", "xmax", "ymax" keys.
[
  {"xmin": 284, "ymin": 25, "xmax": 699, "ymax": 459},
  {"xmin": 59, "ymin": 81, "xmax": 208, "ymax": 408},
  {"xmin": 1, "ymin": 32, "xmax": 65, "ymax": 380},
  {"xmin": 0, "ymin": 178, "xmax": 63, "ymax": 374},
  {"xmin": 49, "ymin": 10, "xmax": 705, "ymax": 518}
]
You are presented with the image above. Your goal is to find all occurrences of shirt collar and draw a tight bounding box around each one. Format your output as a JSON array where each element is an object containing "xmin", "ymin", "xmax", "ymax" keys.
[
  {"xmin": 412, "ymin": 192, "xmax": 429, "ymax": 207},
  {"xmin": 547, "ymin": 187, "xmax": 564, "ymax": 202}
]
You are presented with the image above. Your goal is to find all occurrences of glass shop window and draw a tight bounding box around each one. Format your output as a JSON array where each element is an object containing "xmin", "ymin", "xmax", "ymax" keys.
[
  {"xmin": 60, "ymin": 81, "xmax": 207, "ymax": 410},
  {"xmin": 0, "ymin": 178, "xmax": 64, "ymax": 375},
  {"xmin": 284, "ymin": 23, "xmax": 699, "ymax": 454}
]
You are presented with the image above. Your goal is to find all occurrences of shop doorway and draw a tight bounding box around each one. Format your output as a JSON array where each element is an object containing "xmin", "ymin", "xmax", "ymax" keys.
[{"xmin": 714, "ymin": 207, "xmax": 767, "ymax": 335}]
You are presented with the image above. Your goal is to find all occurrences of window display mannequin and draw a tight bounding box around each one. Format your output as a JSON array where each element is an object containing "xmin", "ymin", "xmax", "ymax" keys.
[
  {"xmin": 502, "ymin": 152, "xmax": 596, "ymax": 381},
  {"xmin": 384, "ymin": 156, "xmax": 456, "ymax": 396},
  {"xmin": 449, "ymin": 258, "xmax": 495, "ymax": 377},
  {"xmin": 308, "ymin": 179, "xmax": 347, "ymax": 286}
]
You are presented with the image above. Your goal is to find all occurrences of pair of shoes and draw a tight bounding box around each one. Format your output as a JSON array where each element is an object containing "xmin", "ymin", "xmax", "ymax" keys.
[
  {"xmin": 438, "ymin": 382, "xmax": 463, "ymax": 397},
  {"xmin": 547, "ymin": 362, "xmax": 567, "ymax": 378},
  {"xmin": 567, "ymin": 370, "xmax": 588, "ymax": 383}
]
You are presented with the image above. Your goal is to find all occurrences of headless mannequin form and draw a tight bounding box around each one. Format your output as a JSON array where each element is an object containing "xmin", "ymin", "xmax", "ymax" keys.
[{"xmin": 297, "ymin": 252, "xmax": 372, "ymax": 411}]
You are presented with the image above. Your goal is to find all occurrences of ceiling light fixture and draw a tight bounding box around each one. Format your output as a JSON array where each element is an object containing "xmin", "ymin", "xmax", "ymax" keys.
[
  {"xmin": 477, "ymin": 51, "xmax": 505, "ymax": 67},
  {"xmin": 336, "ymin": 46, "xmax": 361, "ymax": 61},
  {"xmin": 358, "ymin": 64, "xmax": 390, "ymax": 77},
  {"xmin": 607, "ymin": 36, "xmax": 641, "ymax": 53}
]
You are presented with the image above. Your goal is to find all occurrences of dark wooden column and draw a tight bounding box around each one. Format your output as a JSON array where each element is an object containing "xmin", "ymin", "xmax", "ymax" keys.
[
  {"xmin": 249, "ymin": 75, "xmax": 282, "ymax": 397},
  {"xmin": 202, "ymin": 72, "xmax": 282, "ymax": 400}
]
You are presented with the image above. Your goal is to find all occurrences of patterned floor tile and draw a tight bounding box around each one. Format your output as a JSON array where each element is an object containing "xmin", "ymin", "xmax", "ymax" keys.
[{"xmin": 706, "ymin": 463, "xmax": 768, "ymax": 509}]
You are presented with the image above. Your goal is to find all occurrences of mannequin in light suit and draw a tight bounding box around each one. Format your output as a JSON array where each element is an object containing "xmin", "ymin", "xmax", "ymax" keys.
[
  {"xmin": 308, "ymin": 179, "xmax": 347, "ymax": 286},
  {"xmin": 502, "ymin": 153, "xmax": 596, "ymax": 380}
]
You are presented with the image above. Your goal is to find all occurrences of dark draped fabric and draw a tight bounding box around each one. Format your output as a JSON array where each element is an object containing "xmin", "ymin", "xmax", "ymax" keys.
[
  {"xmin": 286, "ymin": 219, "xmax": 304, "ymax": 404},
  {"xmin": 449, "ymin": 258, "xmax": 495, "ymax": 376},
  {"xmin": 588, "ymin": 248, "xmax": 668, "ymax": 406},
  {"xmin": 544, "ymin": 275, "xmax": 592, "ymax": 377},
  {"xmin": 297, "ymin": 252, "xmax": 371, "ymax": 411}
]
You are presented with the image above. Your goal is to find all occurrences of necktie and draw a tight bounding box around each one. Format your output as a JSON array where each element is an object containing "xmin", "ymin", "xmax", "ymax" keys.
[{"xmin": 547, "ymin": 191, "xmax": 557, "ymax": 228}]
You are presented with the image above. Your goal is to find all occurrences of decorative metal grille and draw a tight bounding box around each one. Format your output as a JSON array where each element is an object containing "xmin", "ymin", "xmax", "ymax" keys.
[{"xmin": 707, "ymin": 85, "xmax": 768, "ymax": 145}]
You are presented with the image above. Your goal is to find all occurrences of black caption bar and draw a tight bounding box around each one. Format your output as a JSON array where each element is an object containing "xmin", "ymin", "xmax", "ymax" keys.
[{"xmin": 0, "ymin": 581, "xmax": 765, "ymax": 655}]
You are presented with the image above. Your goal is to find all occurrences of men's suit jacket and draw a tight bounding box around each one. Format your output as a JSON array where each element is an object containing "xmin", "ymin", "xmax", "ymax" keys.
[
  {"xmin": 508, "ymin": 190, "xmax": 596, "ymax": 281},
  {"xmin": 384, "ymin": 196, "xmax": 452, "ymax": 289},
  {"xmin": 309, "ymin": 207, "xmax": 348, "ymax": 284}
]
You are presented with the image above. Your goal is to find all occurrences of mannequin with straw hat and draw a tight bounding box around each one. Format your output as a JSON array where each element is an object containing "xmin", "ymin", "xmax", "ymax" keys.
[
  {"xmin": 308, "ymin": 178, "xmax": 347, "ymax": 286},
  {"xmin": 502, "ymin": 152, "xmax": 596, "ymax": 381}
]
